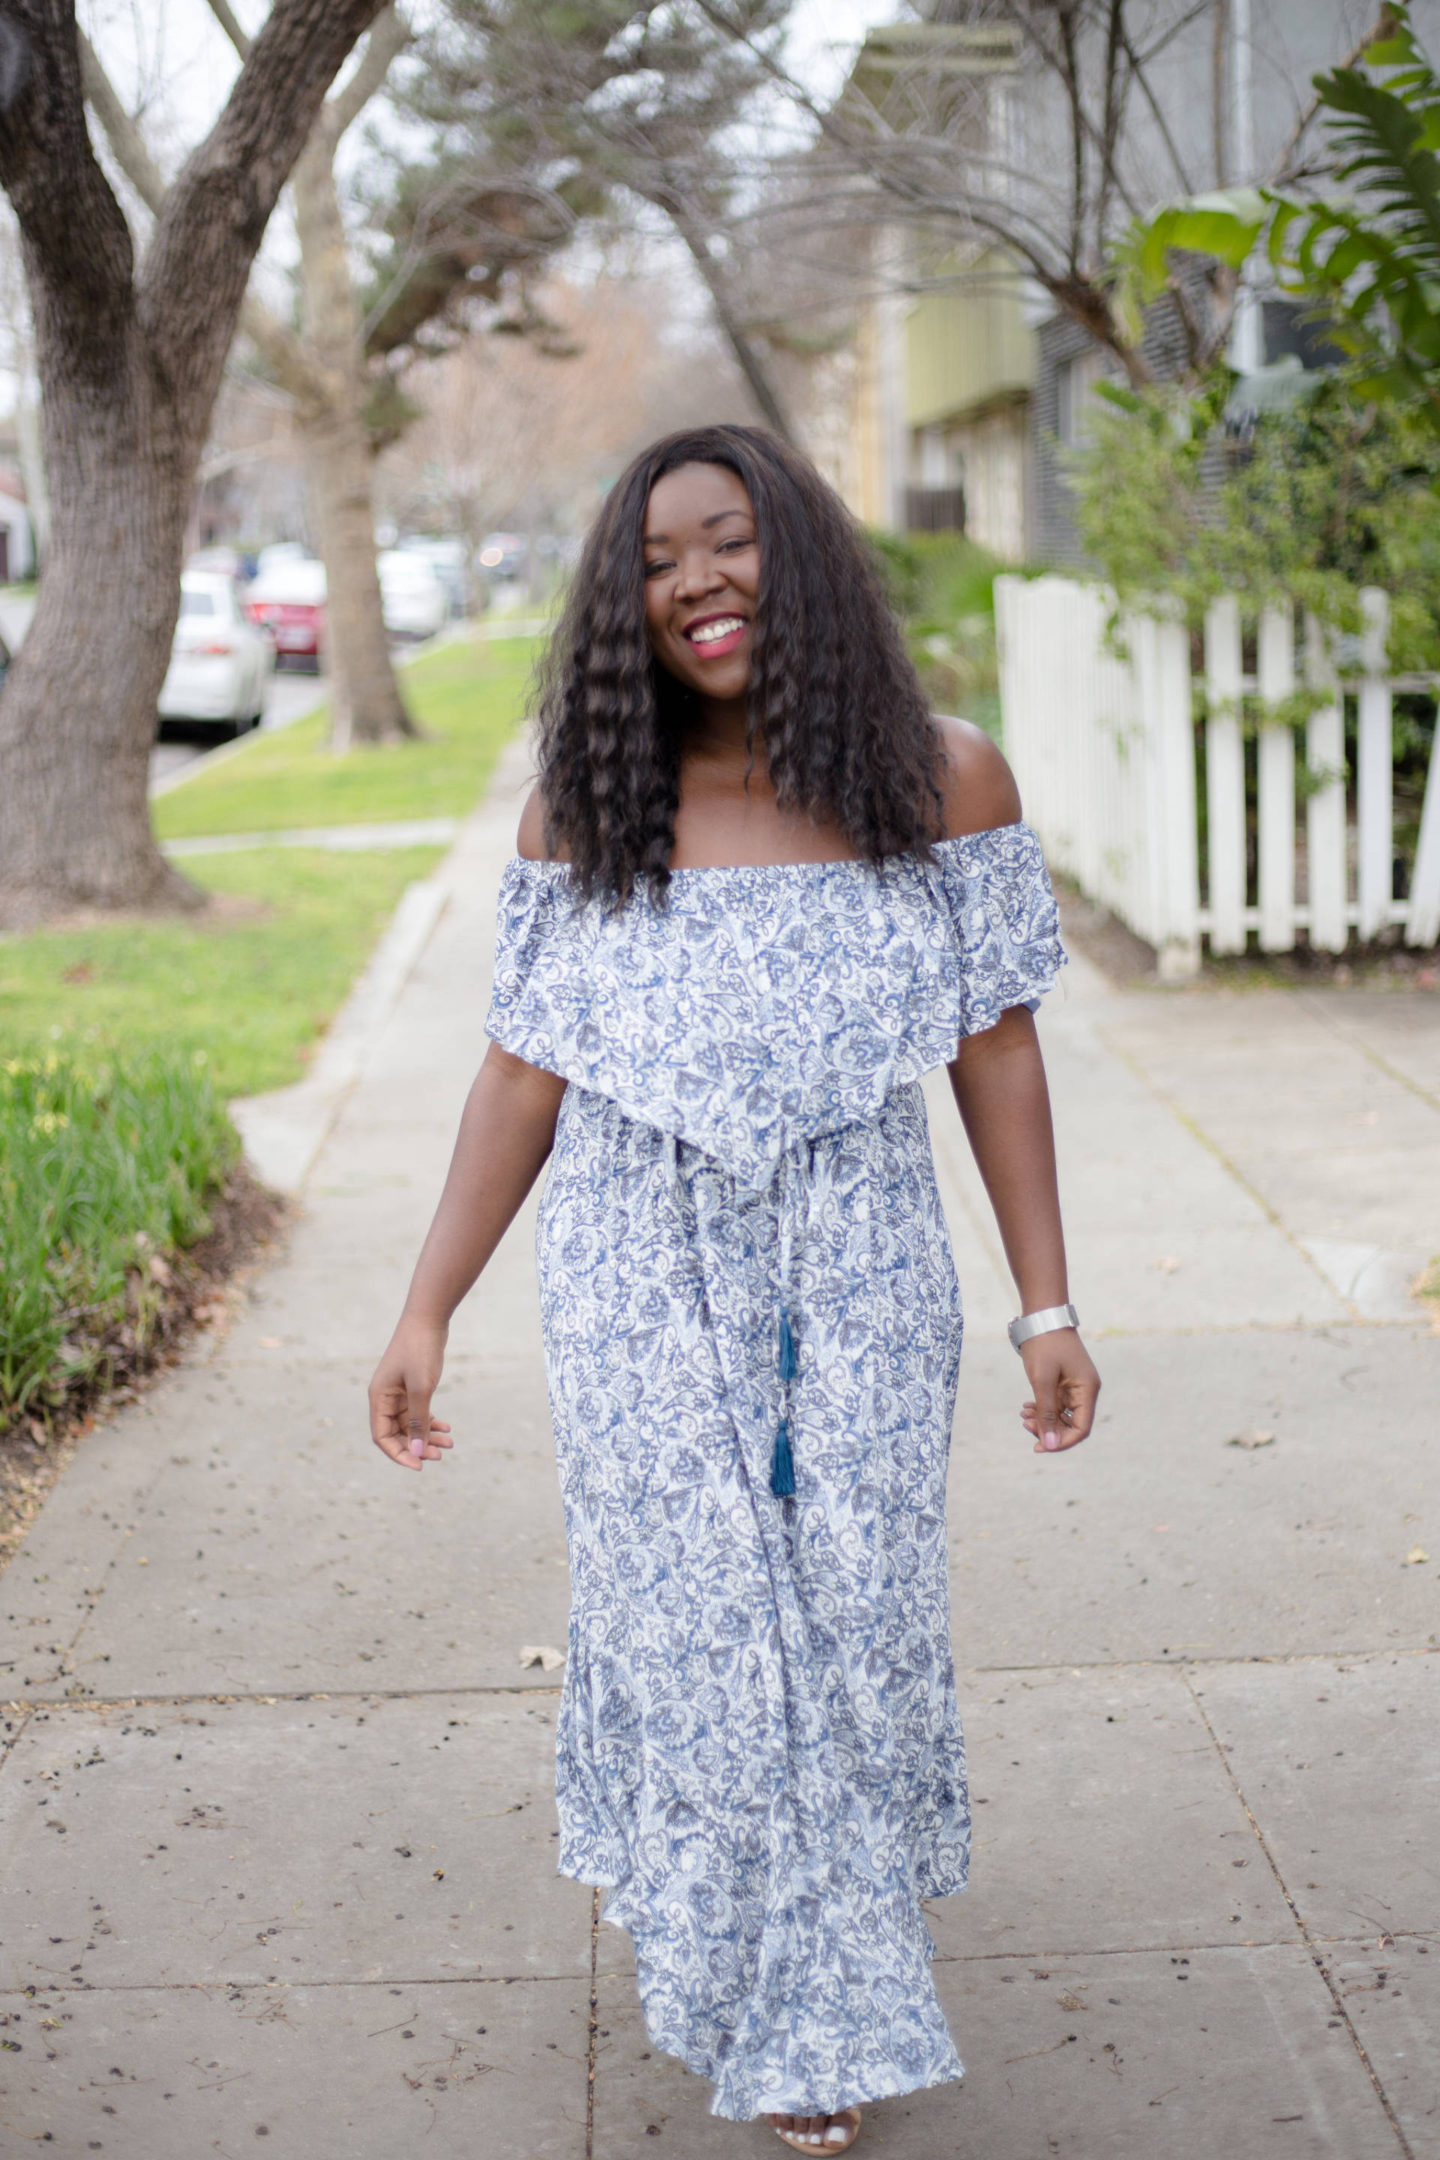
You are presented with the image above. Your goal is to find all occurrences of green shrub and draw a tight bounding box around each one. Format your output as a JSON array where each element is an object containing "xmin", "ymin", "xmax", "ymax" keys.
[
  {"xmin": 0, "ymin": 1050, "xmax": 239, "ymax": 1433},
  {"xmin": 868, "ymin": 530, "xmax": 1005, "ymax": 739}
]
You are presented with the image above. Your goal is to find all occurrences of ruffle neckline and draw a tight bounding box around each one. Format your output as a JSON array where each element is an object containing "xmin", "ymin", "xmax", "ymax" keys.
[{"xmin": 486, "ymin": 821, "xmax": 1064, "ymax": 1188}]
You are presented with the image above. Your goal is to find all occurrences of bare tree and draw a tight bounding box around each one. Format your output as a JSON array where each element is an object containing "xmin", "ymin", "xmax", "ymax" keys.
[
  {"xmin": 214, "ymin": 3, "xmax": 419, "ymax": 749},
  {"xmin": 80, "ymin": 7, "xmax": 421, "ymax": 748},
  {"xmin": 412, "ymin": 1, "xmax": 801, "ymax": 440},
  {"xmin": 0, "ymin": 0, "xmax": 387, "ymax": 926},
  {"xmin": 83, "ymin": 7, "xmax": 579, "ymax": 750}
]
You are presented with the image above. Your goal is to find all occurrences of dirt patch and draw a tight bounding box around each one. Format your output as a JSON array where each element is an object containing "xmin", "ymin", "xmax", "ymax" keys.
[
  {"xmin": 1053, "ymin": 878, "xmax": 1159, "ymax": 988},
  {"xmin": 0, "ymin": 1165, "xmax": 290, "ymax": 1576},
  {"xmin": 19, "ymin": 887, "xmax": 275, "ymax": 935}
]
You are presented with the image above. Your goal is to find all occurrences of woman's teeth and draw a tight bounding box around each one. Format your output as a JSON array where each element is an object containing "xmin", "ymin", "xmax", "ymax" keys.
[{"xmin": 688, "ymin": 617, "xmax": 745, "ymax": 644}]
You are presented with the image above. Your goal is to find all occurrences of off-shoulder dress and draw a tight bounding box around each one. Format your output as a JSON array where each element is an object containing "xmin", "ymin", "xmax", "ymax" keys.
[{"xmin": 485, "ymin": 821, "xmax": 1064, "ymax": 2123}]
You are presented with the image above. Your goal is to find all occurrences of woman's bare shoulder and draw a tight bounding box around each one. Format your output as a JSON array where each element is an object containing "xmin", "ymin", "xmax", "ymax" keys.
[
  {"xmin": 516, "ymin": 783, "xmax": 571, "ymax": 862},
  {"xmin": 933, "ymin": 714, "xmax": 1022, "ymax": 839}
]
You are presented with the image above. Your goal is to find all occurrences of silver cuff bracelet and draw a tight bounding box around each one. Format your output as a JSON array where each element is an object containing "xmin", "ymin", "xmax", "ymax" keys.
[{"xmin": 1007, "ymin": 1302, "xmax": 1080, "ymax": 1354}]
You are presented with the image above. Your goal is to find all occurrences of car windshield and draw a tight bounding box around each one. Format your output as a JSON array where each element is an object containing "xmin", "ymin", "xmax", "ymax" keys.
[{"xmin": 180, "ymin": 590, "xmax": 217, "ymax": 617}]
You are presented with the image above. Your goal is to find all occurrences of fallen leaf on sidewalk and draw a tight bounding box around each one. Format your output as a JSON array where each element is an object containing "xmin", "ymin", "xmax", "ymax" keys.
[
  {"xmin": 1402, "ymin": 1547, "xmax": 1429, "ymax": 1566},
  {"xmin": 519, "ymin": 1644, "xmax": 565, "ymax": 1671},
  {"xmin": 1153, "ymin": 1256, "xmax": 1181, "ymax": 1274},
  {"xmin": 1226, "ymin": 1430, "xmax": 1275, "ymax": 1450}
]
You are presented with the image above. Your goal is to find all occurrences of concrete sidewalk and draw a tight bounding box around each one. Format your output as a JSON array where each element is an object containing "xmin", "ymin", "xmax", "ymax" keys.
[{"xmin": 1, "ymin": 745, "xmax": 1436, "ymax": 2159}]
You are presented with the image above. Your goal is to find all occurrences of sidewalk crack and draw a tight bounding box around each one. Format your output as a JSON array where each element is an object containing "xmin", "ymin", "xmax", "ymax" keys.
[{"xmin": 1182, "ymin": 1666, "xmax": 1415, "ymax": 2159}]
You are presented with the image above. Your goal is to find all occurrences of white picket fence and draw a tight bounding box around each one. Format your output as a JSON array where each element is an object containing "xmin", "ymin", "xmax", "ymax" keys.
[{"xmin": 994, "ymin": 574, "xmax": 1440, "ymax": 979}]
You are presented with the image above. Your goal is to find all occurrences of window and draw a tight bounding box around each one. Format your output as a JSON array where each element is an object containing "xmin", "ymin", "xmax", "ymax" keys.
[
  {"xmin": 1056, "ymin": 347, "xmax": 1110, "ymax": 448},
  {"xmin": 179, "ymin": 590, "xmax": 217, "ymax": 617}
]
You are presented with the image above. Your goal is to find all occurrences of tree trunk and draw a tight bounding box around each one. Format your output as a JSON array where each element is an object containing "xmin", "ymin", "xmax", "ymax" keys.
[
  {"xmin": 292, "ymin": 125, "xmax": 417, "ymax": 747},
  {"xmin": 0, "ymin": 318, "xmax": 203, "ymax": 923},
  {"xmin": 300, "ymin": 398, "xmax": 413, "ymax": 749}
]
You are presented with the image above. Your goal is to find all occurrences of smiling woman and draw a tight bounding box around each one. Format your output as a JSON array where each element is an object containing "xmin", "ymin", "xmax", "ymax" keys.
[
  {"xmin": 368, "ymin": 424, "xmax": 1099, "ymax": 2152},
  {"xmin": 528, "ymin": 425, "xmax": 947, "ymax": 897}
]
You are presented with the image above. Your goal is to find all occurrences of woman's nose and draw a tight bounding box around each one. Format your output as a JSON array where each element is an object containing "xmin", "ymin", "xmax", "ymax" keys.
[{"xmin": 674, "ymin": 551, "xmax": 724, "ymax": 601}]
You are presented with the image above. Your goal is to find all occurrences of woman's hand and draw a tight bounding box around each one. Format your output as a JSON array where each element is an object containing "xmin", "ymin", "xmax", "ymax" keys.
[
  {"xmin": 369, "ymin": 1316, "xmax": 454, "ymax": 1473},
  {"xmin": 1019, "ymin": 1328, "xmax": 1100, "ymax": 1454}
]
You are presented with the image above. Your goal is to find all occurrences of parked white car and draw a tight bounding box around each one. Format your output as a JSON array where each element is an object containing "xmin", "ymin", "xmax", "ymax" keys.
[
  {"xmin": 158, "ymin": 571, "xmax": 275, "ymax": 738},
  {"xmin": 378, "ymin": 549, "xmax": 448, "ymax": 640},
  {"xmin": 396, "ymin": 534, "xmax": 469, "ymax": 617}
]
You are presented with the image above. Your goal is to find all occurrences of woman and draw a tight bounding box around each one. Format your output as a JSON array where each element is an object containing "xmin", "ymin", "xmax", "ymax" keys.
[{"xmin": 368, "ymin": 425, "xmax": 1100, "ymax": 2150}]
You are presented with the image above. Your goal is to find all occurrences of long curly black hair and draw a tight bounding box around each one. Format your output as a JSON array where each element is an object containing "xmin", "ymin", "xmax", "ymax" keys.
[{"xmin": 535, "ymin": 424, "xmax": 945, "ymax": 902}]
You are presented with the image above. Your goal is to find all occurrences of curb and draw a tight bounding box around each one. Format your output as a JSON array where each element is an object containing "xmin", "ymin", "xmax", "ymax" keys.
[{"xmin": 229, "ymin": 873, "xmax": 451, "ymax": 1194}]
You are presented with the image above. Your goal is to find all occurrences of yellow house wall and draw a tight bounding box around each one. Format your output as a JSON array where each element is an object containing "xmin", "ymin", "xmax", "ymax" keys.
[
  {"xmin": 846, "ymin": 303, "xmax": 888, "ymax": 527},
  {"xmin": 905, "ymin": 259, "xmax": 1035, "ymax": 431}
]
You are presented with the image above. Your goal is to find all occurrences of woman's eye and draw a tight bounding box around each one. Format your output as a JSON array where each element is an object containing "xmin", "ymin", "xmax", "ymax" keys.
[{"xmin": 643, "ymin": 559, "xmax": 672, "ymax": 578}]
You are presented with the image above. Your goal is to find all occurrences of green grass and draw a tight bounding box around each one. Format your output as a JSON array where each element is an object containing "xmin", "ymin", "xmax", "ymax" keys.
[
  {"xmin": 1, "ymin": 1050, "xmax": 238, "ymax": 1430},
  {"xmin": 154, "ymin": 633, "xmax": 538, "ymax": 841},
  {"xmin": 0, "ymin": 847, "xmax": 443, "ymax": 1100}
]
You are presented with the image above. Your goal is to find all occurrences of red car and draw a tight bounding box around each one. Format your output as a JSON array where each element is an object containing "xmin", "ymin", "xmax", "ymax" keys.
[{"xmin": 244, "ymin": 558, "xmax": 327, "ymax": 667}]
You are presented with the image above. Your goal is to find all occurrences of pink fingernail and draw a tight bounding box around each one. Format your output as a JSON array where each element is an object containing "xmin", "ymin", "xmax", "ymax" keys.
[
  {"xmin": 1044, "ymin": 1431, "xmax": 1060, "ymax": 1451},
  {"xmin": 409, "ymin": 1434, "xmax": 424, "ymax": 1458}
]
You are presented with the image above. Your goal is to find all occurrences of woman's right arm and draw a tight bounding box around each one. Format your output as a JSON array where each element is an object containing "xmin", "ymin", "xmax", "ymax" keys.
[{"xmin": 367, "ymin": 1043, "xmax": 567, "ymax": 1471}]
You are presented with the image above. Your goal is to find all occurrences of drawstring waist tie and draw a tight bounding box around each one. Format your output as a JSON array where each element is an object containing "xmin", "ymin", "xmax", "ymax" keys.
[
  {"xmin": 664, "ymin": 1127, "xmax": 819, "ymax": 1502},
  {"xmin": 771, "ymin": 1308, "xmax": 799, "ymax": 1497},
  {"xmin": 769, "ymin": 1144, "xmax": 813, "ymax": 1498}
]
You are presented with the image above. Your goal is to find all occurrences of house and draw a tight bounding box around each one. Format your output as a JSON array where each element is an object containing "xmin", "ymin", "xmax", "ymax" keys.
[
  {"xmin": 826, "ymin": 19, "xmax": 1038, "ymax": 558},
  {"xmin": 828, "ymin": 1, "xmax": 1428, "ymax": 562}
]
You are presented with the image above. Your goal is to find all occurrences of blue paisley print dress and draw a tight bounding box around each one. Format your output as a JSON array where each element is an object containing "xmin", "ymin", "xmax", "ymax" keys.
[{"xmin": 485, "ymin": 821, "xmax": 1063, "ymax": 2123}]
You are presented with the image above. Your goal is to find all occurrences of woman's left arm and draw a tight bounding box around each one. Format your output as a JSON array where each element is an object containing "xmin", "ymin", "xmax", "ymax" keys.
[{"xmin": 947, "ymin": 1004, "xmax": 1100, "ymax": 1454}]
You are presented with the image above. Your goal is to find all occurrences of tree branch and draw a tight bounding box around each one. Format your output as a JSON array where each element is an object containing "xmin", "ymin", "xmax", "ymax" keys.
[
  {"xmin": 239, "ymin": 291, "xmax": 328, "ymax": 404},
  {"xmin": 204, "ymin": 0, "xmax": 252, "ymax": 61},
  {"xmin": 1119, "ymin": 18, "xmax": 1194, "ymax": 197},
  {"xmin": 1093, "ymin": 0, "xmax": 1130, "ymax": 260},
  {"xmin": 139, "ymin": 0, "xmax": 387, "ymax": 364},
  {"xmin": 76, "ymin": 30, "xmax": 166, "ymax": 216},
  {"xmin": 1270, "ymin": 6, "xmax": 1393, "ymax": 185},
  {"xmin": 1018, "ymin": 6, "xmax": 1146, "ymax": 230},
  {"xmin": 0, "ymin": 2, "xmax": 135, "ymax": 341},
  {"xmin": 78, "ymin": 22, "xmax": 328, "ymax": 411},
  {"xmin": 655, "ymin": 187, "xmax": 794, "ymax": 438},
  {"xmin": 328, "ymin": 4, "xmax": 410, "ymax": 141}
]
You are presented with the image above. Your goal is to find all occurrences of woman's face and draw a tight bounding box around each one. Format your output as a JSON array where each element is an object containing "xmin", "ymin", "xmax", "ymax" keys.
[{"xmin": 642, "ymin": 462, "xmax": 758, "ymax": 704}]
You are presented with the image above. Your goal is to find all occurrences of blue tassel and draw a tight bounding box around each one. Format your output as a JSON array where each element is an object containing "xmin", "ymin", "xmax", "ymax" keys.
[
  {"xmin": 777, "ymin": 1310, "xmax": 799, "ymax": 1383},
  {"xmin": 770, "ymin": 1418, "xmax": 796, "ymax": 1498}
]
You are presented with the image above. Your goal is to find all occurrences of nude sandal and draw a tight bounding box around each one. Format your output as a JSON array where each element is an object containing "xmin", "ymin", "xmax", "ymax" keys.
[{"xmin": 771, "ymin": 2108, "xmax": 862, "ymax": 2153}]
